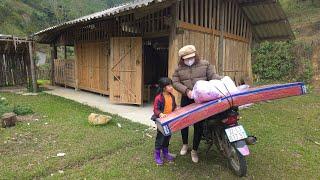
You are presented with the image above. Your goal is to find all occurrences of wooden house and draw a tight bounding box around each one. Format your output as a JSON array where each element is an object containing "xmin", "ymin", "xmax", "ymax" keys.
[{"xmin": 34, "ymin": 0, "xmax": 294, "ymax": 105}]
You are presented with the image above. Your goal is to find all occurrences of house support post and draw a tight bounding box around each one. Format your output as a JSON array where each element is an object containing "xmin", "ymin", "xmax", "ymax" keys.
[
  {"xmin": 218, "ymin": 1, "xmax": 225, "ymax": 75},
  {"xmin": 51, "ymin": 44, "xmax": 57, "ymax": 86},
  {"xmin": 29, "ymin": 41, "xmax": 38, "ymax": 92}
]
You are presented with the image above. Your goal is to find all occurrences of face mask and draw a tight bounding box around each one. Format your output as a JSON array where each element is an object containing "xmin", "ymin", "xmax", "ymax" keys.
[{"xmin": 184, "ymin": 58, "xmax": 195, "ymax": 66}]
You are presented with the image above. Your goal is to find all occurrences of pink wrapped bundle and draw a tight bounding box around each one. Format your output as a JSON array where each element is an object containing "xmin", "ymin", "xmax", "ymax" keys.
[
  {"xmin": 192, "ymin": 76, "xmax": 249, "ymax": 103},
  {"xmin": 192, "ymin": 81, "xmax": 221, "ymax": 103}
]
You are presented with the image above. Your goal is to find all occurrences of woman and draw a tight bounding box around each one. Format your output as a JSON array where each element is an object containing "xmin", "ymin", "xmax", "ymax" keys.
[{"xmin": 172, "ymin": 45, "xmax": 222, "ymax": 163}]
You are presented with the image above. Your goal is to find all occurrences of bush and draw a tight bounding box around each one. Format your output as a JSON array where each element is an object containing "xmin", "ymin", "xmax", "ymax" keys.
[
  {"xmin": 0, "ymin": 96, "xmax": 11, "ymax": 116},
  {"xmin": 252, "ymin": 41, "xmax": 295, "ymax": 81},
  {"xmin": 252, "ymin": 41, "xmax": 313, "ymax": 83},
  {"xmin": 13, "ymin": 105, "xmax": 33, "ymax": 116}
]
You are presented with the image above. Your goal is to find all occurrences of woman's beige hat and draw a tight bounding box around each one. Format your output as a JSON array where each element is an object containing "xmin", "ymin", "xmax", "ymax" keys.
[{"xmin": 179, "ymin": 45, "xmax": 196, "ymax": 59}]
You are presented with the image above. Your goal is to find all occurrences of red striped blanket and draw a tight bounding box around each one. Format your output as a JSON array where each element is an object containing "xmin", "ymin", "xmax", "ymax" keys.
[{"xmin": 156, "ymin": 82, "xmax": 306, "ymax": 136}]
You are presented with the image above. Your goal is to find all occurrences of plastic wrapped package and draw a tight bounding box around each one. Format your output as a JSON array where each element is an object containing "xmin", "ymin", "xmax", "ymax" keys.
[
  {"xmin": 192, "ymin": 80, "xmax": 221, "ymax": 103},
  {"xmin": 192, "ymin": 76, "xmax": 245, "ymax": 103}
]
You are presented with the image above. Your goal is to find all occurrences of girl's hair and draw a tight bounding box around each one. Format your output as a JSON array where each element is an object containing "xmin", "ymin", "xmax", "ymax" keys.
[
  {"xmin": 179, "ymin": 54, "xmax": 200, "ymax": 65},
  {"xmin": 156, "ymin": 77, "xmax": 173, "ymax": 94}
]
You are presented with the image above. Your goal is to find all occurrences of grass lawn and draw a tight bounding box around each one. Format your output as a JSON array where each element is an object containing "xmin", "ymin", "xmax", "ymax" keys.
[
  {"xmin": 0, "ymin": 92, "xmax": 319, "ymax": 179},
  {"xmin": 37, "ymin": 80, "xmax": 51, "ymax": 86}
]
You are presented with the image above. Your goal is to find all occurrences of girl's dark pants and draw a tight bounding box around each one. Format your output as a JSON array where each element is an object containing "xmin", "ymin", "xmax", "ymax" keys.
[
  {"xmin": 155, "ymin": 129, "xmax": 171, "ymax": 149},
  {"xmin": 180, "ymin": 96, "xmax": 203, "ymax": 151}
]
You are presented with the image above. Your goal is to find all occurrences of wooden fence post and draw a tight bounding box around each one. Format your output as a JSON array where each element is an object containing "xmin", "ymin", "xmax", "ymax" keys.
[
  {"xmin": 64, "ymin": 45, "xmax": 67, "ymax": 59},
  {"xmin": 51, "ymin": 44, "xmax": 57, "ymax": 85},
  {"xmin": 29, "ymin": 41, "xmax": 37, "ymax": 92}
]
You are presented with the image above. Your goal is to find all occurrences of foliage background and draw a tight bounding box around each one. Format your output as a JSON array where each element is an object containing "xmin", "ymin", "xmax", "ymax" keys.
[
  {"xmin": 0, "ymin": 0, "xmax": 129, "ymax": 36},
  {"xmin": 252, "ymin": 0, "xmax": 320, "ymax": 84}
]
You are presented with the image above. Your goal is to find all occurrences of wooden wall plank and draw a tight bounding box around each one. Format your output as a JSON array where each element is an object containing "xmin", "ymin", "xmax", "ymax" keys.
[
  {"xmin": 205, "ymin": 0, "xmax": 208, "ymax": 28},
  {"xmin": 200, "ymin": 0, "xmax": 204, "ymax": 27},
  {"xmin": 213, "ymin": 0, "xmax": 217, "ymax": 30},
  {"xmin": 231, "ymin": 2, "xmax": 235, "ymax": 34},
  {"xmin": 235, "ymin": 4, "xmax": 239, "ymax": 36},
  {"xmin": 228, "ymin": 1, "xmax": 232, "ymax": 33},
  {"xmin": 240, "ymin": 14, "xmax": 244, "ymax": 37},
  {"xmin": 190, "ymin": 0, "xmax": 194, "ymax": 24},
  {"xmin": 195, "ymin": 0, "xmax": 199, "ymax": 25},
  {"xmin": 185, "ymin": 0, "xmax": 189, "ymax": 23},
  {"xmin": 243, "ymin": 17, "xmax": 248, "ymax": 38},
  {"xmin": 179, "ymin": 0, "xmax": 183, "ymax": 21},
  {"xmin": 216, "ymin": 0, "xmax": 219, "ymax": 30},
  {"xmin": 209, "ymin": 0, "xmax": 212, "ymax": 29}
]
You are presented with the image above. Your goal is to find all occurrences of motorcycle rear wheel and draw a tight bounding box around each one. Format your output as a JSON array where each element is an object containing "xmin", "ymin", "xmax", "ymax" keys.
[
  {"xmin": 213, "ymin": 127, "xmax": 247, "ymax": 177},
  {"xmin": 228, "ymin": 143, "xmax": 247, "ymax": 177}
]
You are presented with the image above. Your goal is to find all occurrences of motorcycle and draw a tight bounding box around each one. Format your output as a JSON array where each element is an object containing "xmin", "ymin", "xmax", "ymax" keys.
[{"xmin": 202, "ymin": 106, "xmax": 256, "ymax": 177}]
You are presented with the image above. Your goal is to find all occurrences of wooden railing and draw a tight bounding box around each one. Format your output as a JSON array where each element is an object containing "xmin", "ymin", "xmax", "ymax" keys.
[
  {"xmin": 36, "ymin": 68, "xmax": 51, "ymax": 80},
  {"xmin": 54, "ymin": 59, "xmax": 75, "ymax": 88}
]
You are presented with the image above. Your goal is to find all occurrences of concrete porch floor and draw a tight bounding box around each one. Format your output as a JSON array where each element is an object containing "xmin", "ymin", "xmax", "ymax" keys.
[{"xmin": 44, "ymin": 86, "xmax": 154, "ymax": 127}]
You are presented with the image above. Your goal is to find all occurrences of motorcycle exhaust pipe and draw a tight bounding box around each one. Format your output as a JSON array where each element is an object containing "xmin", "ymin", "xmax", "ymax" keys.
[{"xmin": 245, "ymin": 136, "xmax": 257, "ymax": 145}]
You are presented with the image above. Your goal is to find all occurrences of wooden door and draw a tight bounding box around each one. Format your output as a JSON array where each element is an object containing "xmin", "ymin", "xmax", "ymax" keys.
[
  {"xmin": 110, "ymin": 37, "xmax": 143, "ymax": 105},
  {"xmin": 77, "ymin": 43, "xmax": 90, "ymax": 89},
  {"xmin": 75, "ymin": 41, "xmax": 109, "ymax": 95}
]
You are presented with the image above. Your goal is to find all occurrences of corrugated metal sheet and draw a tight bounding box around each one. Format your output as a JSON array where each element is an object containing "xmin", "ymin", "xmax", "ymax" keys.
[
  {"xmin": 34, "ymin": 0, "xmax": 168, "ymax": 36},
  {"xmin": 240, "ymin": 1, "xmax": 294, "ymax": 41},
  {"xmin": 34, "ymin": 0, "xmax": 294, "ymax": 42}
]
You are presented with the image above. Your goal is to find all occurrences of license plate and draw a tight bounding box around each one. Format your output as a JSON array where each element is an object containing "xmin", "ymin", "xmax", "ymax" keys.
[{"xmin": 225, "ymin": 125, "xmax": 248, "ymax": 142}]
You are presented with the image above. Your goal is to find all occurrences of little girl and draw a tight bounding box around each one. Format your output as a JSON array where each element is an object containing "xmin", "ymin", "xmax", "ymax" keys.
[{"xmin": 151, "ymin": 77, "xmax": 176, "ymax": 165}]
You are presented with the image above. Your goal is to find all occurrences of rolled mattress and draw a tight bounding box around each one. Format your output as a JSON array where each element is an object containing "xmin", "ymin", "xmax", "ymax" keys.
[{"xmin": 156, "ymin": 82, "xmax": 307, "ymax": 136}]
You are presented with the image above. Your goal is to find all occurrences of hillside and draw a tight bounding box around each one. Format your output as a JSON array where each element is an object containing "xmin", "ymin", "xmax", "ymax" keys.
[
  {"xmin": 279, "ymin": 0, "xmax": 320, "ymax": 44},
  {"xmin": 0, "ymin": 0, "xmax": 128, "ymax": 36}
]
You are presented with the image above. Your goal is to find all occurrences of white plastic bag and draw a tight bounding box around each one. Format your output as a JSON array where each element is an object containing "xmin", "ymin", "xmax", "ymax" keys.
[
  {"xmin": 192, "ymin": 76, "xmax": 249, "ymax": 103},
  {"xmin": 221, "ymin": 76, "xmax": 239, "ymax": 94},
  {"xmin": 192, "ymin": 80, "xmax": 221, "ymax": 103},
  {"xmin": 237, "ymin": 84, "xmax": 250, "ymax": 92}
]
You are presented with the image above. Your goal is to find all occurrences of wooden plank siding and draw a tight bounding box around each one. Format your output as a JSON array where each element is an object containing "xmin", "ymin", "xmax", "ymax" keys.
[
  {"xmin": 177, "ymin": 0, "xmax": 251, "ymax": 39},
  {"xmin": 54, "ymin": 59, "xmax": 76, "ymax": 88},
  {"xmin": 173, "ymin": 0, "xmax": 253, "ymax": 85},
  {"xmin": 75, "ymin": 41, "xmax": 109, "ymax": 95}
]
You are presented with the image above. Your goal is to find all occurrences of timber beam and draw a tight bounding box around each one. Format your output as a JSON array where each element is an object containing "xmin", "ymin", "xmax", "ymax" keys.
[
  {"xmin": 260, "ymin": 35, "xmax": 293, "ymax": 41},
  {"xmin": 239, "ymin": 0, "xmax": 277, "ymax": 7},
  {"xmin": 252, "ymin": 19, "xmax": 288, "ymax": 26}
]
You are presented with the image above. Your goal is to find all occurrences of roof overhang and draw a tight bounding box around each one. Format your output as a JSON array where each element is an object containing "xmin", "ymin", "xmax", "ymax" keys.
[
  {"xmin": 34, "ymin": 0, "xmax": 294, "ymax": 44},
  {"xmin": 238, "ymin": 0, "xmax": 295, "ymax": 41},
  {"xmin": 33, "ymin": 0, "xmax": 172, "ymax": 44}
]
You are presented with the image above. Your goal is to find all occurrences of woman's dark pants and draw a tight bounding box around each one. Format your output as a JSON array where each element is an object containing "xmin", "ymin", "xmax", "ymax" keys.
[{"xmin": 180, "ymin": 96, "xmax": 203, "ymax": 151}]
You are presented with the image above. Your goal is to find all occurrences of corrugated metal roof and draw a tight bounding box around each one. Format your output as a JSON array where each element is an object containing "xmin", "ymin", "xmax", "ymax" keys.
[
  {"xmin": 239, "ymin": 0, "xmax": 294, "ymax": 41},
  {"xmin": 34, "ymin": 0, "xmax": 294, "ymax": 42},
  {"xmin": 34, "ymin": 0, "xmax": 169, "ymax": 36}
]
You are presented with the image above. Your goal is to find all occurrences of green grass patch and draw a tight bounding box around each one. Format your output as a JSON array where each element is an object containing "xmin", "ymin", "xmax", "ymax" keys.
[
  {"xmin": 0, "ymin": 92, "xmax": 319, "ymax": 179},
  {"xmin": 13, "ymin": 104, "xmax": 33, "ymax": 116},
  {"xmin": 37, "ymin": 80, "xmax": 51, "ymax": 86}
]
